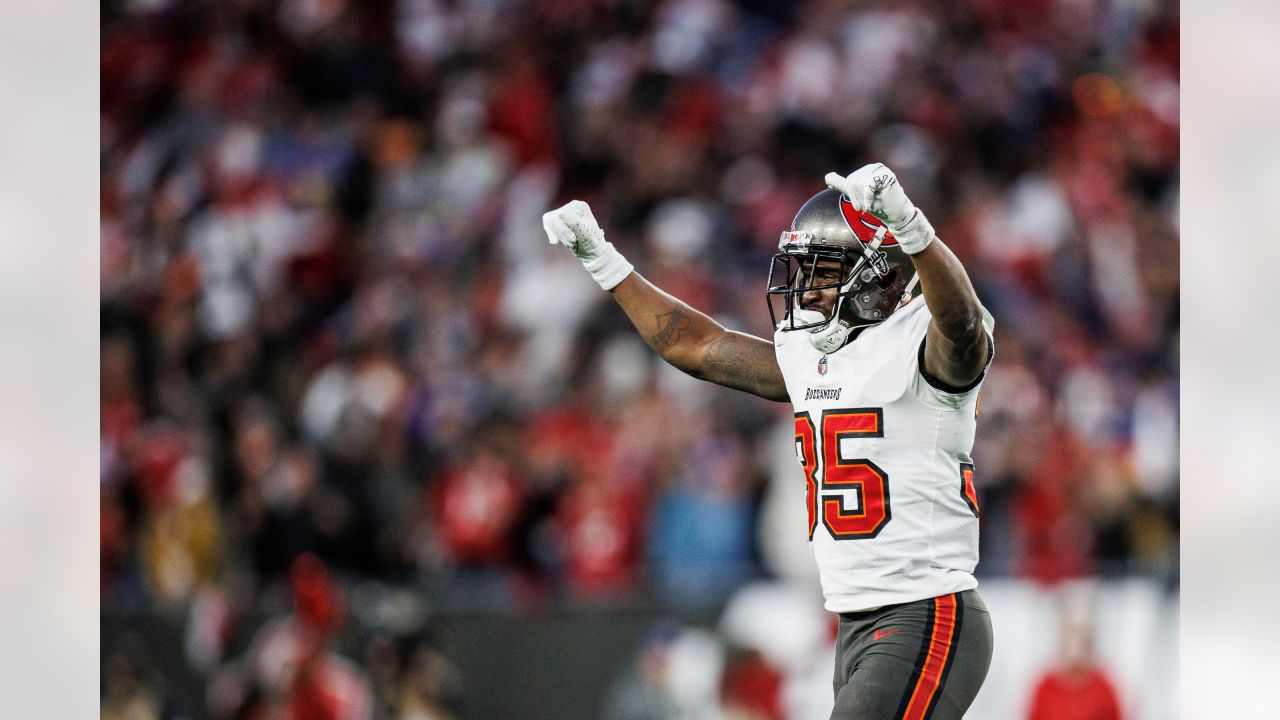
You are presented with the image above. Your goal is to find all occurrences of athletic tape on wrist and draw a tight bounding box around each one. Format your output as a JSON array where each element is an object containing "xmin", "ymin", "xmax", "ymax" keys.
[
  {"xmin": 584, "ymin": 242, "xmax": 634, "ymax": 290},
  {"xmin": 893, "ymin": 210, "xmax": 936, "ymax": 255}
]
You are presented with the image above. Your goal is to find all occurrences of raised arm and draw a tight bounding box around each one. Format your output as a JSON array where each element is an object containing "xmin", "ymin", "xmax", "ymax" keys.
[
  {"xmin": 909, "ymin": 239, "xmax": 990, "ymax": 388},
  {"xmin": 543, "ymin": 201, "xmax": 788, "ymax": 402},
  {"xmin": 826, "ymin": 164, "xmax": 990, "ymax": 388},
  {"xmin": 610, "ymin": 273, "xmax": 788, "ymax": 401}
]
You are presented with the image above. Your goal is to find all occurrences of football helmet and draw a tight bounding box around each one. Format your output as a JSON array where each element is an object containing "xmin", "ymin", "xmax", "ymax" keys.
[{"xmin": 767, "ymin": 188, "xmax": 919, "ymax": 352}]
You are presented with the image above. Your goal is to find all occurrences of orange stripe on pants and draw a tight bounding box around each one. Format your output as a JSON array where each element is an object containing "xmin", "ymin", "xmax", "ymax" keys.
[{"xmin": 901, "ymin": 594, "xmax": 958, "ymax": 720}]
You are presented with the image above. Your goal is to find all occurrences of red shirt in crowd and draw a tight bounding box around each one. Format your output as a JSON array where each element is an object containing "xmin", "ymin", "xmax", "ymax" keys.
[
  {"xmin": 1027, "ymin": 667, "xmax": 1123, "ymax": 720},
  {"xmin": 436, "ymin": 456, "xmax": 523, "ymax": 565}
]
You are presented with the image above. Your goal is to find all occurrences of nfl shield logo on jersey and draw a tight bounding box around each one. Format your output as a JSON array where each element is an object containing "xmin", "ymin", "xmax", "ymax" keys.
[{"xmin": 818, "ymin": 355, "xmax": 828, "ymax": 376}]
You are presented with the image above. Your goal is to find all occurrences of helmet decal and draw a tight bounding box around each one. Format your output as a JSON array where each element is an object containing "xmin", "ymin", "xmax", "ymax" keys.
[{"xmin": 838, "ymin": 196, "xmax": 898, "ymax": 245}]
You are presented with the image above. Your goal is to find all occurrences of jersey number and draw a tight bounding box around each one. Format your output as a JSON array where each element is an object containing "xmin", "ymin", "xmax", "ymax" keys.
[
  {"xmin": 794, "ymin": 410, "xmax": 982, "ymax": 540},
  {"xmin": 794, "ymin": 408, "xmax": 891, "ymax": 540}
]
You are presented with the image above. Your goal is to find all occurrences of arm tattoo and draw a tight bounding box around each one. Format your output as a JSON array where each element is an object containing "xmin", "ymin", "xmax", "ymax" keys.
[
  {"xmin": 651, "ymin": 310, "xmax": 692, "ymax": 347},
  {"xmin": 704, "ymin": 335, "xmax": 744, "ymax": 381},
  {"xmin": 704, "ymin": 333, "xmax": 778, "ymax": 396}
]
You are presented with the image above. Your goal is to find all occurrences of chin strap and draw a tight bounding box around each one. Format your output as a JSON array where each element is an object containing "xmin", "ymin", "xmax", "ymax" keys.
[
  {"xmin": 793, "ymin": 308, "xmax": 852, "ymax": 353},
  {"xmin": 901, "ymin": 273, "xmax": 919, "ymax": 303}
]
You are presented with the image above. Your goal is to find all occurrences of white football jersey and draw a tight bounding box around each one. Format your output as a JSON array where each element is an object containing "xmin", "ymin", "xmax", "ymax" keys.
[{"xmin": 773, "ymin": 297, "xmax": 994, "ymax": 613}]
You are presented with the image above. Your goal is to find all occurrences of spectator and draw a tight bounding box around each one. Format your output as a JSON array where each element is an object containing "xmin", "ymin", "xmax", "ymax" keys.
[
  {"xmin": 102, "ymin": 636, "xmax": 186, "ymax": 720},
  {"xmin": 600, "ymin": 622, "xmax": 683, "ymax": 720},
  {"xmin": 206, "ymin": 554, "xmax": 373, "ymax": 720},
  {"xmin": 1027, "ymin": 612, "xmax": 1125, "ymax": 720}
]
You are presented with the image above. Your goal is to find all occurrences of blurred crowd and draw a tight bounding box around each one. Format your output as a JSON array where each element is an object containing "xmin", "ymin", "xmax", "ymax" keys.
[{"xmin": 101, "ymin": 0, "xmax": 1178, "ymax": 716}]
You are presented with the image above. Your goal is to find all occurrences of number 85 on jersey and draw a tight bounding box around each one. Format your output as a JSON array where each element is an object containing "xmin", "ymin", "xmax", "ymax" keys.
[{"xmin": 794, "ymin": 407, "xmax": 980, "ymax": 541}]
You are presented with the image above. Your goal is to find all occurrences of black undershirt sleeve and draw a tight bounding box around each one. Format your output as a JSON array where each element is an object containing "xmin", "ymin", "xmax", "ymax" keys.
[{"xmin": 917, "ymin": 332, "xmax": 995, "ymax": 395}]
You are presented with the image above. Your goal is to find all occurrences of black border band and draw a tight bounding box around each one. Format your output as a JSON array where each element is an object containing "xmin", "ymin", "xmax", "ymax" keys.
[{"xmin": 917, "ymin": 332, "xmax": 995, "ymax": 395}]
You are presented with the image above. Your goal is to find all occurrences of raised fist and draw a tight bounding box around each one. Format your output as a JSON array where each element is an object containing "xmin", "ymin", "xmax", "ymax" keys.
[
  {"xmin": 824, "ymin": 164, "xmax": 935, "ymax": 254},
  {"xmin": 543, "ymin": 200, "xmax": 607, "ymax": 262},
  {"xmin": 542, "ymin": 200, "xmax": 633, "ymax": 290}
]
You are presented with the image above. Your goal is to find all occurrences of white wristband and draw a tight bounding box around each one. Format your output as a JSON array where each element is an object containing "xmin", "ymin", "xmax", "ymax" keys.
[
  {"xmin": 892, "ymin": 209, "xmax": 937, "ymax": 255},
  {"xmin": 583, "ymin": 241, "xmax": 634, "ymax": 291}
]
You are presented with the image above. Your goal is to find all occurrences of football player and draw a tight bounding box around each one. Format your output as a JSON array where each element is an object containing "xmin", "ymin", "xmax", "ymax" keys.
[{"xmin": 543, "ymin": 163, "xmax": 994, "ymax": 720}]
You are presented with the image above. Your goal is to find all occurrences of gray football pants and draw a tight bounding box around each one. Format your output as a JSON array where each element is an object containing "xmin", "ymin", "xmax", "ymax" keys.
[{"xmin": 831, "ymin": 590, "xmax": 993, "ymax": 720}]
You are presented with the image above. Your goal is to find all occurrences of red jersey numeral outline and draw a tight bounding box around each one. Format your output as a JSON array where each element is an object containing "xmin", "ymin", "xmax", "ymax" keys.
[
  {"xmin": 794, "ymin": 407, "xmax": 891, "ymax": 541},
  {"xmin": 960, "ymin": 461, "xmax": 979, "ymax": 517},
  {"xmin": 793, "ymin": 413, "xmax": 819, "ymax": 539}
]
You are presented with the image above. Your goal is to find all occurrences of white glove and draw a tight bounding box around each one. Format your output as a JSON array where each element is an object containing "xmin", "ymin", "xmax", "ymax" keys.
[
  {"xmin": 824, "ymin": 163, "xmax": 936, "ymax": 255},
  {"xmin": 542, "ymin": 200, "xmax": 634, "ymax": 291}
]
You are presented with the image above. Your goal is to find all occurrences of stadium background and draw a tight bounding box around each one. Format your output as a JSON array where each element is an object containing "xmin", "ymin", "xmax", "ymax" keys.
[{"xmin": 100, "ymin": 0, "xmax": 1179, "ymax": 718}]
